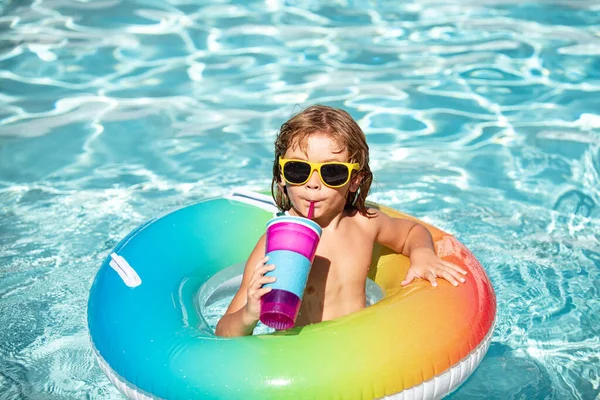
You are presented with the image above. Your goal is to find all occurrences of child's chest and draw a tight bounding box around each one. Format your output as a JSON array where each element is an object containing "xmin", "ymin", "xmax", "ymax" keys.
[{"xmin": 311, "ymin": 224, "xmax": 375, "ymax": 283}]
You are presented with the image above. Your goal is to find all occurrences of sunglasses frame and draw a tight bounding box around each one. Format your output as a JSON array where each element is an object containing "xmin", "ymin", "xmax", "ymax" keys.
[{"xmin": 279, "ymin": 157, "xmax": 361, "ymax": 188}]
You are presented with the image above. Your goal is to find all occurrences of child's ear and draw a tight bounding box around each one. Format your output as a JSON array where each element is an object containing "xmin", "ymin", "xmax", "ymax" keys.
[
  {"xmin": 278, "ymin": 175, "xmax": 286, "ymax": 188},
  {"xmin": 349, "ymin": 172, "xmax": 362, "ymax": 192}
]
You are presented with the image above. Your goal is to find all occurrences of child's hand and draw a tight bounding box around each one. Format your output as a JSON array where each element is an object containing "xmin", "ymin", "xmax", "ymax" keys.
[
  {"xmin": 402, "ymin": 248, "xmax": 467, "ymax": 287},
  {"xmin": 244, "ymin": 256, "xmax": 276, "ymax": 321}
]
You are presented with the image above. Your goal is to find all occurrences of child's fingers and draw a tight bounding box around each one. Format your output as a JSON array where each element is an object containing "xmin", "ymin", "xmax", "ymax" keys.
[
  {"xmin": 249, "ymin": 278, "xmax": 270, "ymax": 292},
  {"xmin": 425, "ymin": 271, "xmax": 438, "ymax": 287},
  {"xmin": 258, "ymin": 275, "xmax": 276, "ymax": 285},
  {"xmin": 441, "ymin": 264, "xmax": 466, "ymax": 283},
  {"xmin": 433, "ymin": 264, "xmax": 464, "ymax": 284},
  {"xmin": 257, "ymin": 286, "xmax": 273, "ymax": 297},
  {"xmin": 263, "ymin": 264, "xmax": 276, "ymax": 272},
  {"xmin": 248, "ymin": 285, "xmax": 273, "ymax": 302},
  {"xmin": 451, "ymin": 269, "xmax": 467, "ymax": 283},
  {"xmin": 251, "ymin": 264, "xmax": 275, "ymax": 280},
  {"xmin": 248, "ymin": 269, "xmax": 276, "ymax": 299},
  {"xmin": 254, "ymin": 256, "xmax": 269, "ymax": 269},
  {"xmin": 442, "ymin": 261, "xmax": 467, "ymax": 275},
  {"xmin": 438, "ymin": 269, "xmax": 459, "ymax": 287},
  {"xmin": 401, "ymin": 270, "xmax": 416, "ymax": 286},
  {"xmin": 249, "ymin": 273, "xmax": 275, "ymax": 290}
]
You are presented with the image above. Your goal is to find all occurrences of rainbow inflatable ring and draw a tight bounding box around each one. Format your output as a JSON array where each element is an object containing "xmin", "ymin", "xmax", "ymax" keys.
[{"xmin": 88, "ymin": 191, "xmax": 496, "ymax": 399}]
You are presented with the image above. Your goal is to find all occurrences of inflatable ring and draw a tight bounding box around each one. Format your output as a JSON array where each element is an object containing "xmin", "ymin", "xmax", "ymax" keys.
[{"xmin": 88, "ymin": 191, "xmax": 496, "ymax": 399}]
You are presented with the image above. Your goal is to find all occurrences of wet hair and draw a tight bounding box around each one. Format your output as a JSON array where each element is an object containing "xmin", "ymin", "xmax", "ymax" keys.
[{"xmin": 271, "ymin": 104, "xmax": 373, "ymax": 215}]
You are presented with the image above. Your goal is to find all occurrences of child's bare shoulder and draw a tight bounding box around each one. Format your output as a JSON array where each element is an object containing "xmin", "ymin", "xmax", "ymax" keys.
[{"xmin": 345, "ymin": 207, "xmax": 387, "ymax": 230}]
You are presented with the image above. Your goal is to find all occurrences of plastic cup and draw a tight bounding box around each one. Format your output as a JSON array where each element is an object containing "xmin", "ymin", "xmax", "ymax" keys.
[{"xmin": 260, "ymin": 216, "xmax": 322, "ymax": 330}]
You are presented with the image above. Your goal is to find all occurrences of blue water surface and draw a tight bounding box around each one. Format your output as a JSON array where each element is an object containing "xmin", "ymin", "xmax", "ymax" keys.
[{"xmin": 1, "ymin": 0, "xmax": 599, "ymax": 399}]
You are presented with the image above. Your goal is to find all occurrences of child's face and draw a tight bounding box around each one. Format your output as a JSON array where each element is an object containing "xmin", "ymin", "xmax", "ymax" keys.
[{"xmin": 280, "ymin": 133, "xmax": 361, "ymax": 220}]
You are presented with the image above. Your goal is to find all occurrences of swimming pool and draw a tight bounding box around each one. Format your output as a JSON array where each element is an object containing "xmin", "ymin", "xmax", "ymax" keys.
[{"xmin": 0, "ymin": 0, "xmax": 598, "ymax": 398}]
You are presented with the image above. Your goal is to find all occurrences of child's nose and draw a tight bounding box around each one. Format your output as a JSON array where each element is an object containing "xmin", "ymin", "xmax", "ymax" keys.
[{"xmin": 305, "ymin": 170, "xmax": 321, "ymax": 189}]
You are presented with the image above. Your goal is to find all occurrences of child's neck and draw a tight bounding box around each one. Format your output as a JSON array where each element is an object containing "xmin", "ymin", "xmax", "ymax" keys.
[{"xmin": 289, "ymin": 207, "xmax": 347, "ymax": 229}]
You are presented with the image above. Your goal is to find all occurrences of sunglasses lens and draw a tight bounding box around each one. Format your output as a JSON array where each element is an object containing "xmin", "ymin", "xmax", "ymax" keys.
[
  {"xmin": 321, "ymin": 164, "xmax": 350, "ymax": 187},
  {"xmin": 283, "ymin": 161, "xmax": 311, "ymax": 184}
]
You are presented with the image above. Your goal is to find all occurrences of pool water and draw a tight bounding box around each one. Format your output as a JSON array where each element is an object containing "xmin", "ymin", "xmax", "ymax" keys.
[{"xmin": 1, "ymin": 0, "xmax": 599, "ymax": 399}]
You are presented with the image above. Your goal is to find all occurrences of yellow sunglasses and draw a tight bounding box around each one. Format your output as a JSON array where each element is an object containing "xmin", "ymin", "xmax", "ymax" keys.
[{"xmin": 279, "ymin": 157, "xmax": 360, "ymax": 188}]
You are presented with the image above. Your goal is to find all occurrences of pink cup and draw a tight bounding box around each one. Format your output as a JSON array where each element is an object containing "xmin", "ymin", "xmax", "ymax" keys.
[
  {"xmin": 265, "ymin": 217, "xmax": 321, "ymax": 262},
  {"xmin": 260, "ymin": 216, "xmax": 322, "ymax": 330}
]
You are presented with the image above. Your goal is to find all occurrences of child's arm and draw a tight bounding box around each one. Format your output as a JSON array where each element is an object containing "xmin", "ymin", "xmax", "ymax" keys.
[
  {"xmin": 372, "ymin": 211, "xmax": 467, "ymax": 287},
  {"xmin": 215, "ymin": 235, "xmax": 276, "ymax": 337}
]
